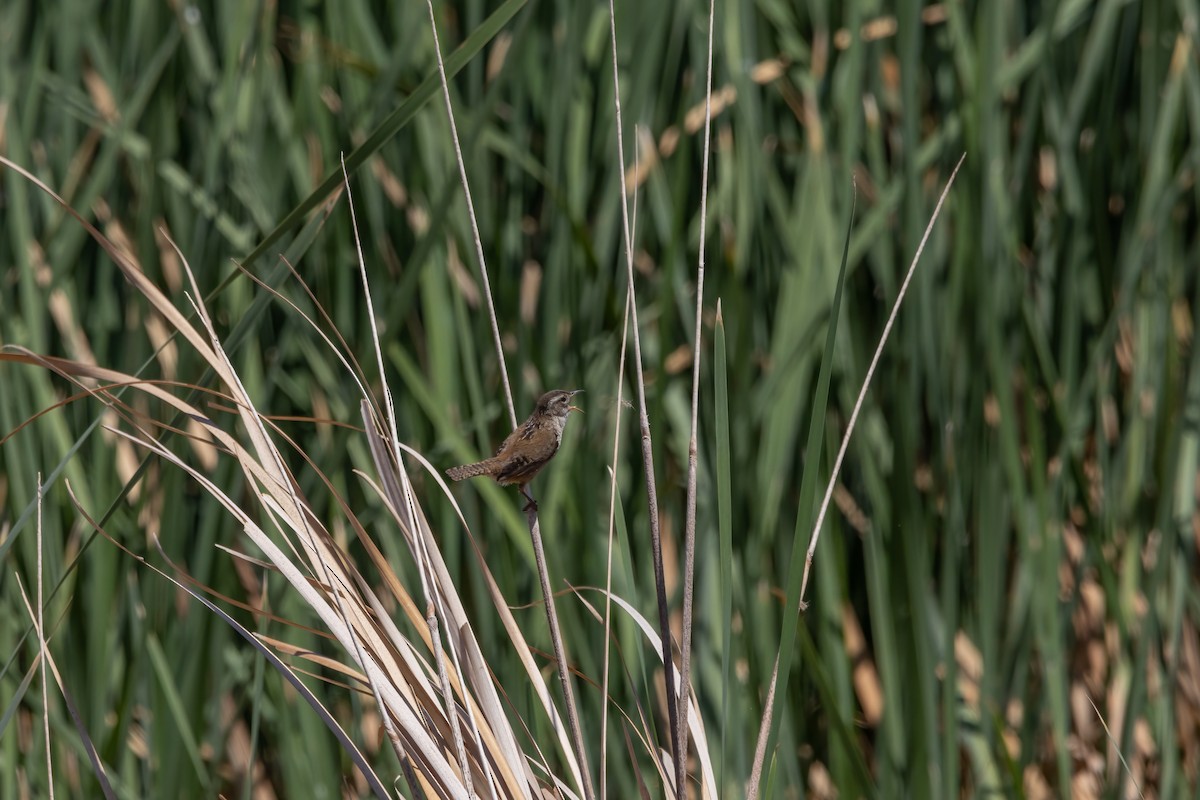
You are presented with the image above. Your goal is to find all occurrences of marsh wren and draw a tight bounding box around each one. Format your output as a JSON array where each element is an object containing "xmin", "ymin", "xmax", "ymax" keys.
[{"xmin": 446, "ymin": 389, "xmax": 583, "ymax": 510}]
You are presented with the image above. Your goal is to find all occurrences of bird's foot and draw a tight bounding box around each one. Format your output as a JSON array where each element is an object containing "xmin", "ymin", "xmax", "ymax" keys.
[{"xmin": 520, "ymin": 487, "xmax": 538, "ymax": 513}]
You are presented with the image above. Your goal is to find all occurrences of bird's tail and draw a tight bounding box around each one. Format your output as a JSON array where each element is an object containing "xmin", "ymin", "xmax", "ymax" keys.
[{"xmin": 446, "ymin": 458, "xmax": 498, "ymax": 481}]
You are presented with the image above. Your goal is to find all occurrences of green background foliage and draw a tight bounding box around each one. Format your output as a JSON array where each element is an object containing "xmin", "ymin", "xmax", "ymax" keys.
[{"xmin": 2, "ymin": 0, "xmax": 1198, "ymax": 797}]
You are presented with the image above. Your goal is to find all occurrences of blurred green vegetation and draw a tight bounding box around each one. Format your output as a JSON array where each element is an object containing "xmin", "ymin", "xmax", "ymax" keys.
[{"xmin": 3, "ymin": 0, "xmax": 1199, "ymax": 797}]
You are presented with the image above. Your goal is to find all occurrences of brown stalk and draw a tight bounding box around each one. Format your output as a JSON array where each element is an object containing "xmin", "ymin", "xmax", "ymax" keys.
[
  {"xmin": 676, "ymin": 0, "xmax": 718, "ymax": 792},
  {"xmin": 607, "ymin": 0, "xmax": 684, "ymax": 789},
  {"xmin": 600, "ymin": 137, "xmax": 642, "ymax": 797},
  {"xmin": 424, "ymin": 4, "xmax": 595, "ymax": 798}
]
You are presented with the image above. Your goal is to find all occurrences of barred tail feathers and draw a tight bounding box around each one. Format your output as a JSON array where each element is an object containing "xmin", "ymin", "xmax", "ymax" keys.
[{"xmin": 446, "ymin": 458, "xmax": 498, "ymax": 481}]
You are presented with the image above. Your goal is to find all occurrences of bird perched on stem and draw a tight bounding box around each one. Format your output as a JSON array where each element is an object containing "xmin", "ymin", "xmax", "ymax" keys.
[{"xmin": 446, "ymin": 389, "xmax": 583, "ymax": 511}]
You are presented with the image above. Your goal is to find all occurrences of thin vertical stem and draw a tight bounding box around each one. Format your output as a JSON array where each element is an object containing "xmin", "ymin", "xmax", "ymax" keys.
[
  {"xmin": 677, "ymin": 0, "xmax": 718, "ymax": 792},
  {"xmin": 424, "ymin": 1, "xmax": 516, "ymax": 429},
  {"xmin": 601, "ymin": 142, "xmax": 640, "ymax": 798},
  {"xmin": 607, "ymin": 0, "xmax": 680, "ymax": 780},
  {"xmin": 424, "ymin": 5, "xmax": 595, "ymax": 798}
]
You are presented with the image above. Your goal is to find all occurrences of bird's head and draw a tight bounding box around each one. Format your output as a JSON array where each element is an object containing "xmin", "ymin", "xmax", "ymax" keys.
[{"xmin": 538, "ymin": 389, "xmax": 584, "ymax": 419}]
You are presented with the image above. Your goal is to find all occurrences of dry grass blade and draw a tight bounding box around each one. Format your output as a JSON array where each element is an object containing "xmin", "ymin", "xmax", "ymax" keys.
[
  {"xmin": 799, "ymin": 153, "xmax": 966, "ymax": 609},
  {"xmin": 747, "ymin": 154, "xmax": 967, "ymax": 798},
  {"xmin": 6, "ymin": 4, "xmax": 1193, "ymax": 796},
  {"xmin": 16, "ymin": 581, "xmax": 115, "ymax": 799},
  {"xmin": 586, "ymin": 588, "xmax": 719, "ymax": 800},
  {"xmin": 471, "ymin": 559, "xmax": 587, "ymax": 791},
  {"xmin": 124, "ymin": 411, "xmax": 469, "ymax": 794},
  {"xmin": 3, "ymin": 169, "xmax": 482, "ymax": 794},
  {"xmin": 62, "ymin": 481, "xmax": 392, "ymax": 798},
  {"xmin": 359, "ymin": 414, "xmax": 505, "ymax": 800},
  {"xmin": 423, "ymin": 0, "xmax": 515, "ymax": 427},
  {"xmin": 358, "ymin": 415, "xmax": 587, "ymax": 797},
  {"xmin": 568, "ymin": 582, "xmax": 689, "ymax": 796},
  {"xmin": 355, "ymin": 434, "xmax": 543, "ymax": 797},
  {"xmin": 16, "ymin": 498, "xmax": 116, "ymax": 800},
  {"xmin": 341, "ymin": 156, "xmax": 486, "ymax": 798},
  {"xmin": 422, "ymin": 7, "xmax": 596, "ymax": 797}
]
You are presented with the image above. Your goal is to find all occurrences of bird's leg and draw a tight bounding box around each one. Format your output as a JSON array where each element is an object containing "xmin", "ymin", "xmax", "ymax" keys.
[{"xmin": 520, "ymin": 484, "xmax": 538, "ymax": 513}]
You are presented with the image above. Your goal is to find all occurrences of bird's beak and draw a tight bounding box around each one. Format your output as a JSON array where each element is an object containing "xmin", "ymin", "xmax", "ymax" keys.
[{"xmin": 568, "ymin": 389, "xmax": 584, "ymax": 414}]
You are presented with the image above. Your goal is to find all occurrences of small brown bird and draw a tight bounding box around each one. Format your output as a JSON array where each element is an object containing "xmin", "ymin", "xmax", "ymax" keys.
[{"xmin": 446, "ymin": 389, "xmax": 583, "ymax": 510}]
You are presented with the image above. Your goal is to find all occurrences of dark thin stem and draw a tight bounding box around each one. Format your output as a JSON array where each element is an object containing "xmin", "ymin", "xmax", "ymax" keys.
[
  {"xmin": 677, "ymin": 0, "xmax": 717, "ymax": 791},
  {"xmin": 526, "ymin": 505, "xmax": 595, "ymax": 798},
  {"xmin": 425, "ymin": 6, "xmax": 595, "ymax": 798},
  {"xmin": 424, "ymin": 1, "xmax": 516, "ymax": 429},
  {"xmin": 607, "ymin": 0, "xmax": 680, "ymax": 778}
]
